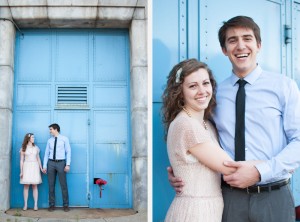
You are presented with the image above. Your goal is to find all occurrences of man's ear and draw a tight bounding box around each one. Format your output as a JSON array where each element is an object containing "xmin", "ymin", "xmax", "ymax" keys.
[
  {"xmin": 222, "ymin": 47, "xmax": 228, "ymax": 56},
  {"xmin": 257, "ymin": 43, "xmax": 261, "ymax": 53}
]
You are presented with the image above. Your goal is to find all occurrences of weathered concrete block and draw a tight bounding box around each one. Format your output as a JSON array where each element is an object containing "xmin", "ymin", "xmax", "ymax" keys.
[
  {"xmin": 10, "ymin": 7, "xmax": 48, "ymax": 19},
  {"xmin": 131, "ymin": 109, "xmax": 147, "ymax": 157},
  {"xmin": 7, "ymin": 0, "xmax": 46, "ymax": 6},
  {"xmin": 0, "ymin": 6, "xmax": 12, "ymax": 18},
  {"xmin": 95, "ymin": 19, "xmax": 130, "ymax": 28},
  {"xmin": 48, "ymin": 7, "xmax": 97, "ymax": 20},
  {"xmin": 48, "ymin": 7, "xmax": 97, "ymax": 27},
  {"xmin": 0, "ymin": 157, "xmax": 11, "ymax": 211},
  {"xmin": 48, "ymin": 0, "xmax": 98, "ymax": 6},
  {"xmin": 132, "ymin": 157, "xmax": 147, "ymax": 210},
  {"xmin": 98, "ymin": 7, "xmax": 134, "ymax": 21},
  {"xmin": 137, "ymin": 0, "xmax": 146, "ymax": 7},
  {"xmin": 0, "ymin": 109, "xmax": 12, "ymax": 157},
  {"xmin": 0, "ymin": 0, "xmax": 8, "ymax": 6},
  {"xmin": 131, "ymin": 66, "xmax": 147, "ymax": 110},
  {"xmin": 133, "ymin": 8, "xmax": 145, "ymax": 20},
  {"xmin": 98, "ymin": 0, "xmax": 137, "ymax": 7},
  {"xmin": 0, "ymin": 67, "xmax": 14, "ymax": 110},
  {"xmin": 130, "ymin": 20, "xmax": 147, "ymax": 67},
  {"xmin": 0, "ymin": 21, "xmax": 15, "ymax": 67},
  {"xmin": 50, "ymin": 19, "xmax": 96, "ymax": 28}
]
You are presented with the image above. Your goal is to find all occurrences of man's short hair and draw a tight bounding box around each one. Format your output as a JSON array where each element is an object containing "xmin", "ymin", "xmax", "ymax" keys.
[
  {"xmin": 218, "ymin": 16, "xmax": 261, "ymax": 49},
  {"xmin": 49, "ymin": 123, "xmax": 60, "ymax": 133}
]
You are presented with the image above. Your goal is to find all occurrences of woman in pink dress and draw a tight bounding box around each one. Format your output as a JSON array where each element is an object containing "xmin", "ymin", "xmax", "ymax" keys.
[
  {"xmin": 20, "ymin": 133, "xmax": 43, "ymax": 211},
  {"xmin": 162, "ymin": 59, "xmax": 236, "ymax": 222}
]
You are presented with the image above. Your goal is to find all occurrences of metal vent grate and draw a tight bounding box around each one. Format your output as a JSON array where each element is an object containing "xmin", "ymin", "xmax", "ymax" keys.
[{"xmin": 57, "ymin": 86, "xmax": 87, "ymax": 104}]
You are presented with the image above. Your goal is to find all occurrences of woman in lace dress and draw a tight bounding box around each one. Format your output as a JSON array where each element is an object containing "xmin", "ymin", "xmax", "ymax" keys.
[
  {"xmin": 162, "ymin": 59, "xmax": 236, "ymax": 222},
  {"xmin": 20, "ymin": 133, "xmax": 43, "ymax": 211}
]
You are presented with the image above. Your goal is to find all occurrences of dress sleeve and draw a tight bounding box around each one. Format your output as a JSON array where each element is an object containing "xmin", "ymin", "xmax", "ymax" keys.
[{"xmin": 174, "ymin": 117, "xmax": 210, "ymax": 150}]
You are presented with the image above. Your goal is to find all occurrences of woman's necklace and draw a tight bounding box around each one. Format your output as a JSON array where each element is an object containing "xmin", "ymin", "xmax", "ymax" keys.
[{"xmin": 182, "ymin": 107, "xmax": 208, "ymax": 130}]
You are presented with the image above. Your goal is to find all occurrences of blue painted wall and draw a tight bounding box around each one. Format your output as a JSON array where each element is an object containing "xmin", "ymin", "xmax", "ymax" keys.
[
  {"xmin": 11, "ymin": 29, "xmax": 132, "ymax": 208},
  {"xmin": 153, "ymin": 0, "xmax": 300, "ymax": 221}
]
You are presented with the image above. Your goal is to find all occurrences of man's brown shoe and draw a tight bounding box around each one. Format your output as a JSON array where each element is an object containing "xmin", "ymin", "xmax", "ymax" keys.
[
  {"xmin": 63, "ymin": 206, "xmax": 70, "ymax": 212},
  {"xmin": 48, "ymin": 206, "xmax": 55, "ymax": 212}
]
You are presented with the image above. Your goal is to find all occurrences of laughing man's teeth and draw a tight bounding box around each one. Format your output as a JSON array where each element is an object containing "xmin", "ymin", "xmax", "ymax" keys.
[{"xmin": 236, "ymin": 54, "xmax": 248, "ymax": 58}]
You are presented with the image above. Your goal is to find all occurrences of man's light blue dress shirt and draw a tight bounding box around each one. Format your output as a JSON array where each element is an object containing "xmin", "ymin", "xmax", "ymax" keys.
[
  {"xmin": 214, "ymin": 65, "xmax": 300, "ymax": 184},
  {"xmin": 43, "ymin": 134, "xmax": 71, "ymax": 168}
]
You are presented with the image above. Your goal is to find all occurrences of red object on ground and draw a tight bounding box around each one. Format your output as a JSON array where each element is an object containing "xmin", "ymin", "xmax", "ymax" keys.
[{"xmin": 96, "ymin": 178, "xmax": 107, "ymax": 198}]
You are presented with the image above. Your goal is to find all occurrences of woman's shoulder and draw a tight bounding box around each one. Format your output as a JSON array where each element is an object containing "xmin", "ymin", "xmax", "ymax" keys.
[
  {"xmin": 169, "ymin": 113, "xmax": 204, "ymax": 136},
  {"xmin": 170, "ymin": 112, "xmax": 192, "ymax": 128}
]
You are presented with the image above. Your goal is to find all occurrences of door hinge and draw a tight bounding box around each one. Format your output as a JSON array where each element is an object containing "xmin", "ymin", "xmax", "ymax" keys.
[
  {"xmin": 88, "ymin": 119, "xmax": 91, "ymax": 125},
  {"xmin": 284, "ymin": 25, "xmax": 292, "ymax": 44},
  {"xmin": 87, "ymin": 192, "xmax": 91, "ymax": 200}
]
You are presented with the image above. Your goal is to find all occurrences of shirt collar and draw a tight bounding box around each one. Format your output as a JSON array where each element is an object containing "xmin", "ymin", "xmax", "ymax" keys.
[
  {"xmin": 52, "ymin": 134, "xmax": 60, "ymax": 139},
  {"xmin": 230, "ymin": 65, "xmax": 262, "ymax": 86}
]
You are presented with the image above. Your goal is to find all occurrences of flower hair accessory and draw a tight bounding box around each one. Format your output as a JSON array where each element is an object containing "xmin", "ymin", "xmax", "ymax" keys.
[
  {"xmin": 175, "ymin": 68, "xmax": 183, "ymax": 83},
  {"xmin": 28, "ymin": 133, "xmax": 31, "ymax": 138}
]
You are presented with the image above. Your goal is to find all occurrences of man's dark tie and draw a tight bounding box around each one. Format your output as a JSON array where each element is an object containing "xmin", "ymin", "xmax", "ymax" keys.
[
  {"xmin": 53, "ymin": 137, "xmax": 57, "ymax": 160},
  {"xmin": 235, "ymin": 79, "xmax": 247, "ymax": 161}
]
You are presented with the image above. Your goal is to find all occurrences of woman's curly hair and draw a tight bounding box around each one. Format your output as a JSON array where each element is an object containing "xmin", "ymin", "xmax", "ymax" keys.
[
  {"xmin": 161, "ymin": 59, "xmax": 217, "ymax": 139},
  {"xmin": 21, "ymin": 133, "xmax": 35, "ymax": 152}
]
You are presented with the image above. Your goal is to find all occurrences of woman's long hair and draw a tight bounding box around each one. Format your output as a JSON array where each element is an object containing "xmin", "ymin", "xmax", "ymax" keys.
[
  {"xmin": 161, "ymin": 59, "xmax": 217, "ymax": 139},
  {"xmin": 21, "ymin": 133, "xmax": 35, "ymax": 152}
]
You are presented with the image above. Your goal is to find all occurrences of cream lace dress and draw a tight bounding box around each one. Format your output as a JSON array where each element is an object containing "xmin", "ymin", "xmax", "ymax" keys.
[
  {"xmin": 20, "ymin": 145, "xmax": 42, "ymax": 184},
  {"xmin": 165, "ymin": 113, "xmax": 223, "ymax": 222}
]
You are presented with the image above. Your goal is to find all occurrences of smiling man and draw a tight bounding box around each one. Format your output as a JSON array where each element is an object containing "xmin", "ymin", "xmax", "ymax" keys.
[
  {"xmin": 42, "ymin": 123, "xmax": 71, "ymax": 212},
  {"xmin": 168, "ymin": 16, "xmax": 300, "ymax": 222},
  {"xmin": 212, "ymin": 15, "xmax": 300, "ymax": 222}
]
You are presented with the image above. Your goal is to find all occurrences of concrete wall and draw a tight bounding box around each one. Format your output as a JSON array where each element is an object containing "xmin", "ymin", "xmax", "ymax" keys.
[
  {"xmin": 0, "ymin": 0, "xmax": 147, "ymax": 212},
  {"xmin": 0, "ymin": 5, "xmax": 15, "ymax": 211}
]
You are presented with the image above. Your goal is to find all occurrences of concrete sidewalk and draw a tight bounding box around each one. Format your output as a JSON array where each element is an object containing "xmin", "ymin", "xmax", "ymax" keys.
[{"xmin": 0, "ymin": 208, "xmax": 147, "ymax": 222}]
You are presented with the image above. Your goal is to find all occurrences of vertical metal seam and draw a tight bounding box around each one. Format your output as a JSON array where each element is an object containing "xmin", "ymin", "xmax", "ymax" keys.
[
  {"xmin": 204, "ymin": 0, "xmax": 208, "ymax": 61},
  {"xmin": 199, "ymin": 0, "xmax": 208, "ymax": 62},
  {"xmin": 281, "ymin": 0, "xmax": 286, "ymax": 75},
  {"xmin": 292, "ymin": 3, "xmax": 298, "ymax": 80},
  {"xmin": 179, "ymin": 0, "xmax": 187, "ymax": 60}
]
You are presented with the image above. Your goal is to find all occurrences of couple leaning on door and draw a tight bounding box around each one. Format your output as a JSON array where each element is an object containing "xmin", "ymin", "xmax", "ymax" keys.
[{"xmin": 20, "ymin": 123, "xmax": 71, "ymax": 212}]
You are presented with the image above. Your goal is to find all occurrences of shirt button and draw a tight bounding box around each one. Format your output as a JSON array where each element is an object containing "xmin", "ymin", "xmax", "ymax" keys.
[{"xmin": 245, "ymin": 147, "xmax": 248, "ymax": 151}]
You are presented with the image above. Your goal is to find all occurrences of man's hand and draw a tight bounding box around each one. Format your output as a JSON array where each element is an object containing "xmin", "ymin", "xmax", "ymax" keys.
[
  {"xmin": 222, "ymin": 161, "xmax": 261, "ymax": 188},
  {"xmin": 42, "ymin": 168, "xmax": 47, "ymax": 174},
  {"xmin": 167, "ymin": 166, "xmax": 184, "ymax": 194},
  {"xmin": 64, "ymin": 165, "xmax": 70, "ymax": 173}
]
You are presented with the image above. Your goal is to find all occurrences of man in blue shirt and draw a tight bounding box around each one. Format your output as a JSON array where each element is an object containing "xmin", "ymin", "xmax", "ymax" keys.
[
  {"xmin": 42, "ymin": 123, "xmax": 71, "ymax": 212},
  {"xmin": 168, "ymin": 16, "xmax": 300, "ymax": 221}
]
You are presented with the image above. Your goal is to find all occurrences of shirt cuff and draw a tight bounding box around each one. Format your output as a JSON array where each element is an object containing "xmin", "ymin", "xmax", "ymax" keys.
[{"xmin": 255, "ymin": 162, "xmax": 272, "ymax": 183}]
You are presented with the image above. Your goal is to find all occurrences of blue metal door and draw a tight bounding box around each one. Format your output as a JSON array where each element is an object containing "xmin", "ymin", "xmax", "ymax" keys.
[
  {"xmin": 153, "ymin": 0, "xmax": 291, "ymax": 221},
  {"xmin": 11, "ymin": 29, "xmax": 132, "ymax": 208},
  {"xmin": 90, "ymin": 31, "xmax": 132, "ymax": 208}
]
